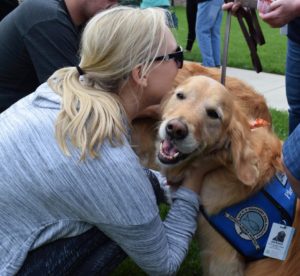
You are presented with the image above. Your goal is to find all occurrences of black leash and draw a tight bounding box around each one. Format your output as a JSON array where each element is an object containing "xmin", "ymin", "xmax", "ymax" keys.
[
  {"xmin": 221, "ymin": 9, "xmax": 232, "ymax": 86},
  {"xmin": 221, "ymin": 1, "xmax": 266, "ymax": 85}
]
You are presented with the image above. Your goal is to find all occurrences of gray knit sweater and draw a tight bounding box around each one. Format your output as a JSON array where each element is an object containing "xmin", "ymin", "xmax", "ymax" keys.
[{"xmin": 0, "ymin": 83, "xmax": 200, "ymax": 275}]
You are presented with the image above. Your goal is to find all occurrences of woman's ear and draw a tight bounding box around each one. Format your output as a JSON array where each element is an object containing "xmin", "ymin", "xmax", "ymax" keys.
[{"xmin": 132, "ymin": 66, "xmax": 148, "ymax": 87}]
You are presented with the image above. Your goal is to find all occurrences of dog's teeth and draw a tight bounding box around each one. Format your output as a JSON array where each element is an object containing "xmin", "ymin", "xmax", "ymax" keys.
[{"xmin": 174, "ymin": 152, "xmax": 179, "ymax": 158}]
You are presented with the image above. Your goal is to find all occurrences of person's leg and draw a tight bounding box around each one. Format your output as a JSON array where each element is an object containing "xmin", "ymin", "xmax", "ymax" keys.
[
  {"xmin": 72, "ymin": 238, "xmax": 127, "ymax": 275},
  {"xmin": 286, "ymin": 38, "xmax": 300, "ymax": 134},
  {"xmin": 17, "ymin": 227, "xmax": 126, "ymax": 276},
  {"xmin": 196, "ymin": 2, "xmax": 215, "ymax": 67},
  {"xmin": 211, "ymin": 0, "xmax": 223, "ymax": 67},
  {"xmin": 185, "ymin": 0, "xmax": 197, "ymax": 51}
]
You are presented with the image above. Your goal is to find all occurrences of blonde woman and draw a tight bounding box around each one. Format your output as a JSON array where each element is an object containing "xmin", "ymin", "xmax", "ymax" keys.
[{"xmin": 0, "ymin": 6, "xmax": 215, "ymax": 275}]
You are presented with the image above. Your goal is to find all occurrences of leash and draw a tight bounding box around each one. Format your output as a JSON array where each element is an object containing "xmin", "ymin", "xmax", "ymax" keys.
[
  {"xmin": 236, "ymin": 8, "xmax": 264, "ymax": 73},
  {"xmin": 221, "ymin": 9, "xmax": 232, "ymax": 86},
  {"xmin": 221, "ymin": 1, "xmax": 266, "ymax": 85}
]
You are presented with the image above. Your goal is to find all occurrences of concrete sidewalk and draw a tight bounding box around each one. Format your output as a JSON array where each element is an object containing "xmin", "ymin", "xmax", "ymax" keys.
[{"xmin": 226, "ymin": 67, "xmax": 288, "ymax": 111}]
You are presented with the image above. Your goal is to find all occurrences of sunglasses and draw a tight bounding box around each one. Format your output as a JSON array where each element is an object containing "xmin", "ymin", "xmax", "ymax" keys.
[{"xmin": 153, "ymin": 46, "xmax": 184, "ymax": 69}]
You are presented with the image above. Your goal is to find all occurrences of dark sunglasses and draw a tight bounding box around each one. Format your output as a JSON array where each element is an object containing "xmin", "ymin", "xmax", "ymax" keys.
[{"xmin": 153, "ymin": 46, "xmax": 184, "ymax": 69}]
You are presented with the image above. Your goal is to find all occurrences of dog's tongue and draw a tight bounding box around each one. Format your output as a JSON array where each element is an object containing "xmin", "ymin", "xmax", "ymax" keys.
[{"xmin": 162, "ymin": 139, "xmax": 178, "ymax": 157}]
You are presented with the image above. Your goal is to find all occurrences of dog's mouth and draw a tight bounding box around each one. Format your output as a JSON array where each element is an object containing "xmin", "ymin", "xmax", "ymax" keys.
[{"xmin": 158, "ymin": 139, "xmax": 189, "ymax": 164}]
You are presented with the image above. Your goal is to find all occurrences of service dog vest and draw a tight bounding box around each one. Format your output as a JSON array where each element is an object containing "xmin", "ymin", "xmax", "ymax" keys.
[{"xmin": 200, "ymin": 172, "xmax": 297, "ymax": 261}]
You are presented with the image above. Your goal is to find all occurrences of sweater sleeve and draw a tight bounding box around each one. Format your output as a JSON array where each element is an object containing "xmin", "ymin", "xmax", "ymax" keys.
[{"xmin": 96, "ymin": 187, "xmax": 200, "ymax": 275}]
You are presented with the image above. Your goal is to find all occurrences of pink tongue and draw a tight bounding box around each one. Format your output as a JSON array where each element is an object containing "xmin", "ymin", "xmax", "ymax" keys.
[{"xmin": 162, "ymin": 140, "xmax": 178, "ymax": 156}]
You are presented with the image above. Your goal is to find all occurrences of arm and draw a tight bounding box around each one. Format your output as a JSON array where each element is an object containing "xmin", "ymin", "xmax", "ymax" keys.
[
  {"xmin": 68, "ymin": 143, "xmax": 219, "ymax": 274},
  {"xmin": 95, "ymin": 157, "xmax": 220, "ymax": 275},
  {"xmin": 97, "ymin": 187, "xmax": 200, "ymax": 275},
  {"xmin": 282, "ymin": 124, "xmax": 300, "ymax": 198}
]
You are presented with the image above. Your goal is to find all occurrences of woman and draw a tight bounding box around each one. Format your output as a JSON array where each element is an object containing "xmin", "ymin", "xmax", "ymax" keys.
[{"xmin": 0, "ymin": 6, "xmax": 214, "ymax": 275}]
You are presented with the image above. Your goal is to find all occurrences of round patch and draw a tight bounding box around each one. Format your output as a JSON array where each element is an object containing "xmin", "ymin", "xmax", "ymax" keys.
[{"xmin": 234, "ymin": 207, "xmax": 269, "ymax": 240}]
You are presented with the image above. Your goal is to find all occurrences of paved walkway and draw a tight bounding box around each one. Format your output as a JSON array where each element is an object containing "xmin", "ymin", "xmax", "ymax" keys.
[{"xmin": 226, "ymin": 67, "xmax": 288, "ymax": 111}]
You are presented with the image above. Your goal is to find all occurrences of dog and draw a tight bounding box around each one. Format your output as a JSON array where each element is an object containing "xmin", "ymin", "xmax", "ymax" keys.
[
  {"xmin": 155, "ymin": 75, "xmax": 299, "ymax": 276},
  {"xmin": 132, "ymin": 61, "xmax": 272, "ymax": 170}
]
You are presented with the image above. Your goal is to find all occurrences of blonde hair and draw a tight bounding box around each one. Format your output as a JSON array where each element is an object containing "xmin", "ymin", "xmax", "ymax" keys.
[{"xmin": 48, "ymin": 6, "xmax": 170, "ymax": 160}]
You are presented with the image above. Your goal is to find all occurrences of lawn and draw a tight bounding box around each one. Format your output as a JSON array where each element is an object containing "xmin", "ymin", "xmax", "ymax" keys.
[
  {"xmin": 112, "ymin": 5, "xmax": 289, "ymax": 275},
  {"xmin": 172, "ymin": 6, "xmax": 287, "ymax": 75}
]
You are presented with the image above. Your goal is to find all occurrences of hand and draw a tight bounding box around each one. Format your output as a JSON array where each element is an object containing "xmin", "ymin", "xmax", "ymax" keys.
[
  {"xmin": 182, "ymin": 158, "xmax": 221, "ymax": 194},
  {"xmin": 259, "ymin": 0, "xmax": 300, "ymax": 28},
  {"xmin": 222, "ymin": 2, "xmax": 242, "ymax": 15}
]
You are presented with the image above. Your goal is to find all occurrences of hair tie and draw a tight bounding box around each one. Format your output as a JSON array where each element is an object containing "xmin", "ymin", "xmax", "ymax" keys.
[{"xmin": 76, "ymin": 65, "xmax": 85, "ymax": 76}]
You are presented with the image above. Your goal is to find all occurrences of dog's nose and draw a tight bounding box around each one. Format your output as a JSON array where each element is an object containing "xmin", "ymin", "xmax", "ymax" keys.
[{"xmin": 166, "ymin": 119, "xmax": 188, "ymax": 140}]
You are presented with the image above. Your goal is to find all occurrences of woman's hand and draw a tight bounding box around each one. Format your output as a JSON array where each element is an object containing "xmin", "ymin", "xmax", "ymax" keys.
[
  {"xmin": 259, "ymin": 0, "xmax": 300, "ymax": 28},
  {"xmin": 182, "ymin": 158, "xmax": 221, "ymax": 194}
]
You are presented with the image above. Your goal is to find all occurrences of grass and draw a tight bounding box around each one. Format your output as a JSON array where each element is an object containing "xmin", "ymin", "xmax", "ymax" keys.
[
  {"xmin": 172, "ymin": 6, "xmax": 287, "ymax": 75},
  {"xmin": 112, "ymin": 5, "xmax": 289, "ymax": 275}
]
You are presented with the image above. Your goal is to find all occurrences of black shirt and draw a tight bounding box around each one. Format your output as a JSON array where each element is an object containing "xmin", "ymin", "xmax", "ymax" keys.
[
  {"xmin": 0, "ymin": 0, "xmax": 81, "ymax": 112},
  {"xmin": 288, "ymin": 17, "xmax": 300, "ymax": 45}
]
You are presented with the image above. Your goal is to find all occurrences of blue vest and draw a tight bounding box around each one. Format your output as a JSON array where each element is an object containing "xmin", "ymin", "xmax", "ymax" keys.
[{"xmin": 200, "ymin": 172, "xmax": 297, "ymax": 261}]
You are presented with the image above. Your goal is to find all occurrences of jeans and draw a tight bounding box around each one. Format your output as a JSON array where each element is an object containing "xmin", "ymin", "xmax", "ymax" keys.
[
  {"xmin": 286, "ymin": 39, "xmax": 300, "ymax": 134},
  {"xmin": 17, "ymin": 227, "xmax": 127, "ymax": 276},
  {"xmin": 196, "ymin": 0, "xmax": 223, "ymax": 67},
  {"xmin": 17, "ymin": 169, "xmax": 164, "ymax": 275}
]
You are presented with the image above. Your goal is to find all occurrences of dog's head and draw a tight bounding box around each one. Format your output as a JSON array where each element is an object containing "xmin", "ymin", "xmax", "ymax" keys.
[{"xmin": 157, "ymin": 75, "xmax": 278, "ymax": 187}]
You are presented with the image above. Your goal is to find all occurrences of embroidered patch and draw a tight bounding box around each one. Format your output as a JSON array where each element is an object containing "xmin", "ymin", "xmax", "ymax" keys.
[
  {"xmin": 226, "ymin": 207, "xmax": 269, "ymax": 250},
  {"xmin": 275, "ymin": 172, "xmax": 288, "ymax": 187}
]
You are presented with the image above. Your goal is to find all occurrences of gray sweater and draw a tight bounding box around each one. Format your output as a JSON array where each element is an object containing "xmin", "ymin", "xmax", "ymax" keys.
[{"xmin": 0, "ymin": 83, "xmax": 200, "ymax": 275}]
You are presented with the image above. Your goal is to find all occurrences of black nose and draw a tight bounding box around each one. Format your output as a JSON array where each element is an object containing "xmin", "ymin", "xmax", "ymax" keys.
[{"xmin": 166, "ymin": 119, "xmax": 188, "ymax": 140}]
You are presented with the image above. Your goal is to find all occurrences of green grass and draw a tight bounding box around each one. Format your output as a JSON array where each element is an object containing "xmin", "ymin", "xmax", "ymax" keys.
[
  {"xmin": 112, "ymin": 6, "xmax": 289, "ymax": 275},
  {"xmin": 172, "ymin": 6, "xmax": 287, "ymax": 75}
]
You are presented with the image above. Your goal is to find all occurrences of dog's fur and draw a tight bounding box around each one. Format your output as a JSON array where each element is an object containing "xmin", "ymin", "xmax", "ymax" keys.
[
  {"xmin": 155, "ymin": 75, "xmax": 300, "ymax": 276},
  {"xmin": 132, "ymin": 61, "xmax": 272, "ymax": 170},
  {"xmin": 173, "ymin": 61, "xmax": 272, "ymax": 124}
]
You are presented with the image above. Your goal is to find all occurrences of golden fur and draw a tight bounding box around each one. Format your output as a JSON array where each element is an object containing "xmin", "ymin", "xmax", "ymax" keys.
[
  {"xmin": 155, "ymin": 75, "xmax": 300, "ymax": 276},
  {"xmin": 173, "ymin": 61, "xmax": 272, "ymax": 124},
  {"xmin": 132, "ymin": 61, "xmax": 272, "ymax": 170}
]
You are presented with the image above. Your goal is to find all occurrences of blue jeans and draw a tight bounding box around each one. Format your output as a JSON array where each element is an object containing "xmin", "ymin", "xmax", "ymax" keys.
[
  {"xmin": 286, "ymin": 39, "xmax": 300, "ymax": 134},
  {"xmin": 196, "ymin": 0, "xmax": 223, "ymax": 67}
]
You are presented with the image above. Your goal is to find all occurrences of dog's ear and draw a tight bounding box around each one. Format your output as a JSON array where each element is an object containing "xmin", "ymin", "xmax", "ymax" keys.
[{"xmin": 230, "ymin": 120, "xmax": 259, "ymax": 186}]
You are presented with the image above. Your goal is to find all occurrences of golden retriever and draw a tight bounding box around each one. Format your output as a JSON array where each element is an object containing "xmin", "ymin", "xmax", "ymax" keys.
[
  {"xmin": 156, "ymin": 75, "xmax": 299, "ymax": 276},
  {"xmin": 132, "ymin": 61, "xmax": 272, "ymax": 170}
]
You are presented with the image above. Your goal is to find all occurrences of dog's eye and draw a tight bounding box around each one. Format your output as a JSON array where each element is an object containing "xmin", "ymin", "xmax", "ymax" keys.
[
  {"xmin": 206, "ymin": 108, "xmax": 220, "ymax": 119},
  {"xmin": 176, "ymin": 92, "xmax": 185, "ymax": 100}
]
